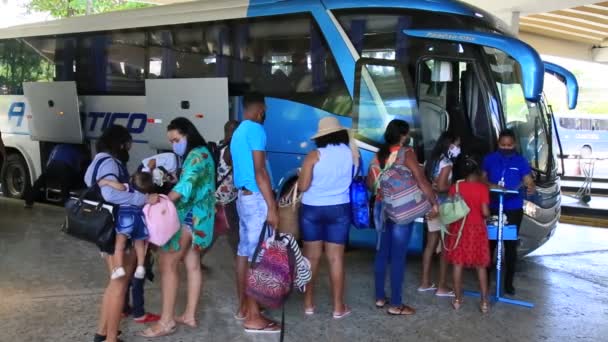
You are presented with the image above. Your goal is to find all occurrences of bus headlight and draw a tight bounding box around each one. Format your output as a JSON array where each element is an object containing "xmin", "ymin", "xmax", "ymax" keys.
[{"xmin": 523, "ymin": 201, "xmax": 539, "ymax": 219}]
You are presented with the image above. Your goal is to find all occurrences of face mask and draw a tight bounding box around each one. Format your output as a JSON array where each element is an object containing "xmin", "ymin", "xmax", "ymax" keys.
[
  {"xmin": 448, "ymin": 145, "xmax": 461, "ymax": 159},
  {"xmin": 499, "ymin": 148, "xmax": 515, "ymax": 156},
  {"xmin": 172, "ymin": 137, "xmax": 188, "ymax": 156}
]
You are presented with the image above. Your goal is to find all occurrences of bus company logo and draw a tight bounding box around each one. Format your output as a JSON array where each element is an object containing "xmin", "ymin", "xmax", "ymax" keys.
[
  {"xmin": 425, "ymin": 32, "xmax": 476, "ymax": 42},
  {"xmin": 8, "ymin": 102, "xmax": 26, "ymax": 127},
  {"xmin": 88, "ymin": 112, "xmax": 147, "ymax": 134}
]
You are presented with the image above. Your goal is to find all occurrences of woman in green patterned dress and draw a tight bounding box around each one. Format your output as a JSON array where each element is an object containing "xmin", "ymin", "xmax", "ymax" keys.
[{"xmin": 139, "ymin": 117, "xmax": 215, "ymax": 338}]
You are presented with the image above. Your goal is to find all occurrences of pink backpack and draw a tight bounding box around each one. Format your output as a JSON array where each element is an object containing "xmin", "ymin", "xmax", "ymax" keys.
[{"xmin": 144, "ymin": 195, "xmax": 180, "ymax": 246}]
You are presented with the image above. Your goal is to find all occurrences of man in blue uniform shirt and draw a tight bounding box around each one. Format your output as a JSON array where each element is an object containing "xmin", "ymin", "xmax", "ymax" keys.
[{"xmin": 483, "ymin": 129, "xmax": 535, "ymax": 295}]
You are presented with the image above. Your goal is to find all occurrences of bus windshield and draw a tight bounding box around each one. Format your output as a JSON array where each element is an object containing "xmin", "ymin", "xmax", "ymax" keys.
[{"xmin": 484, "ymin": 47, "xmax": 550, "ymax": 172}]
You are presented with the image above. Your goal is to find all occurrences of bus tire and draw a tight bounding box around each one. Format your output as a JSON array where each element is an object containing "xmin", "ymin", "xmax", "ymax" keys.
[{"xmin": 1, "ymin": 153, "xmax": 30, "ymax": 199}]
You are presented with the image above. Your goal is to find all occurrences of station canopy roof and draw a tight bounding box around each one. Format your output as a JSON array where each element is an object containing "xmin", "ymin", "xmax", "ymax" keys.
[{"xmin": 520, "ymin": 2, "xmax": 608, "ymax": 45}]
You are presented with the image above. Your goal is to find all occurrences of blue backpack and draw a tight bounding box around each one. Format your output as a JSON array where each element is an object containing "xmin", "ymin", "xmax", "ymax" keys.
[{"xmin": 350, "ymin": 162, "xmax": 371, "ymax": 229}]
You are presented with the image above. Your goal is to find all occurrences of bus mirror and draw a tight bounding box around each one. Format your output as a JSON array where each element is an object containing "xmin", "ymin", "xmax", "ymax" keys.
[{"xmin": 543, "ymin": 62, "xmax": 579, "ymax": 110}]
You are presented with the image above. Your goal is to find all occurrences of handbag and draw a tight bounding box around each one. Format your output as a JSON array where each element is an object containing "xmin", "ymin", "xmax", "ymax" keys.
[
  {"xmin": 439, "ymin": 181, "xmax": 470, "ymax": 225},
  {"xmin": 214, "ymin": 203, "xmax": 230, "ymax": 237},
  {"xmin": 144, "ymin": 194, "xmax": 180, "ymax": 247},
  {"xmin": 246, "ymin": 224, "xmax": 295, "ymax": 309},
  {"xmin": 439, "ymin": 181, "xmax": 471, "ymax": 251},
  {"xmin": 62, "ymin": 157, "xmax": 117, "ymax": 253},
  {"xmin": 350, "ymin": 161, "xmax": 371, "ymax": 229},
  {"xmin": 277, "ymin": 182, "xmax": 301, "ymax": 239}
]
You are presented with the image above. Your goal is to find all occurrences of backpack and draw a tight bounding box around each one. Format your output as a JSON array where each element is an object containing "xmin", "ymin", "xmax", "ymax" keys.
[
  {"xmin": 143, "ymin": 194, "xmax": 181, "ymax": 247},
  {"xmin": 379, "ymin": 147, "xmax": 431, "ymax": 225}
]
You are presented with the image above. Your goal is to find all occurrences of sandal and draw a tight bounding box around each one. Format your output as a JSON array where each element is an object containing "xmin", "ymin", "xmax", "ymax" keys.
[
  {"xmin": 480, "ymin": 300, "xmax": 491, "ymax": 314},
  {"xmin": 417, "ymin": 283, "xmax": 437, "ymax": 292},
  {"xmin": 387, "ymin": 305, "xmax": 416, "ymax": 316},
  {"xmin": 175, "ymin": 315, "xmax": 197, "ymax": 328},
  {"xmin": 375, "ymin": 298, "xmax": 388, "ymax": 309},
  {"xmin": 452, "ymin": 298, "xmax": 464, "ymax": 310},
  {"xmin": 244, "ymin": 321, "xmax": 281, "ymax": 334},
  {"xmin": 304, "ymin": 306, "xmax": 315, "ymax": 315},
  {"xmin": 137, "ymin": 321, "xmax": 176, "ymax": 338},
  {"xmin": 134, "ymin": 313, "xmax": 161, "ymax": 324},
  {"xmin": 332, "ymin": 305, "xmax": 352, "ymax": 319}
]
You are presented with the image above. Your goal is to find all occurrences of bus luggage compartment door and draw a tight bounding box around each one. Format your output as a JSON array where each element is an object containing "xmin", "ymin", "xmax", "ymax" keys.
[
  {"xmin": 22, "ymin": 81, "xmax": 83, "ymax": 143},
  {"xmin": 144, "ymin": 78, "xmax": 229, "ymax": 150}
]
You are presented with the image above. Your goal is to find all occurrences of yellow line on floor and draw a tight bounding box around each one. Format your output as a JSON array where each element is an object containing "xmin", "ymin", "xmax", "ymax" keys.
[{"xmin": 560, "ymin": 215, "xmax": 608, "ymax": 228}]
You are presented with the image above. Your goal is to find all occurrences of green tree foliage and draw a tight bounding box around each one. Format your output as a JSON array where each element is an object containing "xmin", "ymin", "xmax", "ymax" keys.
[{"xmin": 26, "ymin": 0, "xmax": 151, "ymax": 18}]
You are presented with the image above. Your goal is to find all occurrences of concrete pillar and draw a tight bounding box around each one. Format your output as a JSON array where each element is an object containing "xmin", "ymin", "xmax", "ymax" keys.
[{"xmin": 511, "ymin": 11, "xmax": 521, "ymax": 37}]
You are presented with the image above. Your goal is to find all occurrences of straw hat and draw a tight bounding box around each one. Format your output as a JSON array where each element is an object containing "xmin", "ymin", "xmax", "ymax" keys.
[{"xmin": 311, "ymin": 117, "xmax": 347, "ymax": 139}]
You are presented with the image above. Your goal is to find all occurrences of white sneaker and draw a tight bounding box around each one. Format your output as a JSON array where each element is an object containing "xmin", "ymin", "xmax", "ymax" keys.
[
  {"xmin": 111, "ymin": 267, "xmax": 126, "ymax": 280},
  {"xmin": 134, "ymin": 265, "xmax": 146, "ymax": 279}
]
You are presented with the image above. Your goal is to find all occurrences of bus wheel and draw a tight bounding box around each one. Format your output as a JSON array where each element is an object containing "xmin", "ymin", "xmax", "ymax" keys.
[
  {"xmin": 580, "ymin": 145, "xmax": 593, "ymax": 158},
  {"xmin": 1, "ymin": 153, "xmax": 30, "ymax": 199}
]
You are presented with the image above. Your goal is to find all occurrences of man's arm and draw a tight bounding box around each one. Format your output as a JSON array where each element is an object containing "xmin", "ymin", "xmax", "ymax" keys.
[{"xmin": 253, "ymin": 150, "xmax": 278, "ymax": 228}]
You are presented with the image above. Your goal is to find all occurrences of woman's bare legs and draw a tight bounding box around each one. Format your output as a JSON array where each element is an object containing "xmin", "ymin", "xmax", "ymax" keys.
[
  {"xmin": 476, "ymin": 267, "xmax": 489, "ymax": 301},
  {"xmin": 303, "ymin": 241, "xmax": 323, "ymax": 312},
  {"xmin": 437, "ymin": 250, "xmax": 451, "ymax": 294},
  {"xmin": 325, "ymin": 242, "xmax": 347, "ymax": 314},
  {"xmin": 143, "ymin": 228, "xmax": 189, "ymax": 334},
  {"xmin": 452, "ymin": 264, "xmax": 464, "ymax": 309},
  {"xmin": 177, "ymin": 239, "xmax": 201, "ymax": 327},
  {"xmin": 97, "ymin": 251, "xmax": 136, "ymax": 342},
  {"xmin": 420, "ymin": 231, "xmax": 439, "ymax": 289}
]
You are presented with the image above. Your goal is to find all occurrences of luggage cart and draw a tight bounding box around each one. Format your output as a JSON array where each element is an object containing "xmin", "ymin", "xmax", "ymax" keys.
[{"xmin": 575, "ymin": 158, "xmax": 596, "ymax": 204}]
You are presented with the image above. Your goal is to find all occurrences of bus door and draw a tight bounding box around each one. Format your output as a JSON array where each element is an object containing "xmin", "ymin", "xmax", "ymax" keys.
[
  {"xmin": 144, "ymin": 78, "xmax": 229, "ymax": 150},
  {"xmin": 404, "ymin": 29, "xmax": 545, "ymax": 163},
  {"xmin": 417, "ymin": 58, "xmax": 492, "ymax": 160},
  {"xmin": 22, "ymin": 81, "xmax": 83, "ymax": 144}
]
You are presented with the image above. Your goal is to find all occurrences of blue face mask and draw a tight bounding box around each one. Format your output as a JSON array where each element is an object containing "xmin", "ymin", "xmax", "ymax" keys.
[{"xmin": 172, "ymin": 137, "xmax": 187, "ymax": 156}]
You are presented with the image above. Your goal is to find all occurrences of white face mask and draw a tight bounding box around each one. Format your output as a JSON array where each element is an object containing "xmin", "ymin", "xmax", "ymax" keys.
[{"xmin": 448, "ymin": 145, "xmax": 461, "ymax": 158}]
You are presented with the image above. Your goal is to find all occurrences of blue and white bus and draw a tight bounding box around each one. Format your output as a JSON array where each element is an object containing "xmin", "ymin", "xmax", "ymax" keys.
[
  {"xmin": 0, "ymin": 0, "xmax": 563, "ymax": 256},
  {"xmin": 554, "ymin": 114, "xmax": 608, "ymax": 158}
]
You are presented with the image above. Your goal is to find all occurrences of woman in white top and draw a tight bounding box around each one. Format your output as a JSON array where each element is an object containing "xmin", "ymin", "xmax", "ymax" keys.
[
  {"xmin": 298, "ymin": 117, "xmax": 354, "ymax": 319},
  {"xmin": 419, "ymin": 132, "xmax": 461, "ymax": 296}
]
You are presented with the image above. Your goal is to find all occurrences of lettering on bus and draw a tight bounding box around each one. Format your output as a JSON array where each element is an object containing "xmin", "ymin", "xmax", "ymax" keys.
[
  {"xmin": 8, "ymin": 102, "xmax": 25, "ymax": 127},
  {"xmin": 575, "ymin": 133, "xmax": 599, "ymax": 140},
  {"xmin": 88, "ymin": 112, "xmax": 147, "ymax": 134}
]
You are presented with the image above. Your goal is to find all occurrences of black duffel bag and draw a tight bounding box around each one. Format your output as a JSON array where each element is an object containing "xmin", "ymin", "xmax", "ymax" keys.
[{"xmin": 62, "ymin": 156, "xmax": 117, "ymax": 254}]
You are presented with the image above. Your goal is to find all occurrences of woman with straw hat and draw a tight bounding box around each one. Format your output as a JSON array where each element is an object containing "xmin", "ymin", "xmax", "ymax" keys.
[{"xmin": 297, "ymin": 116, "xmax": 355, "ymax": 319}]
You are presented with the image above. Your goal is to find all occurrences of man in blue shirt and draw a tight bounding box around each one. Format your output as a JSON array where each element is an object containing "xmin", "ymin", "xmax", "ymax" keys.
[
  {"xmin": 230, "ymin": 93, "xmax": 280, "ymax": 334},
  {"xmin": 483, "ymin": 129, "xmax": 535, "ymax": 295},
  {"xmin": 24, "ymin": 143, "xmax": 88, "ymax": 208}
]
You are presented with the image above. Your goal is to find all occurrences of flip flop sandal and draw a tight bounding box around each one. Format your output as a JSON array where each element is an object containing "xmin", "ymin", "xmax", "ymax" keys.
[
  {"xmin": 304, "ymin": 307, "xmax": 315, "ymax": 315},
  {"xmin": 234, "ymin": 313, "xmax": 247, "ymax": 321},
  {"xmin": 332, "ymin": 305, "xmax": 352, "ymax": 320},
  {"xmin": 244, "ymin": 321, "xmax": 281, "ymax": 334},
  {"xmin": 387, "ymin": 305, "xmax": 416, "ymax": 316},
  {"xmin": 137, "ymin": 322, "xmax": 177, "ymax": 338},
  {"xmin": 134, "ymin": 313, "xmax": 161, "ymax": 324},
  {"xmin": 175, "ymin": 316, "xmax": 197, "ymax": 328},
  {"xmin": 417, "ymin": 284, "xmax": 437, "ymax": 292},
  {"xmin": 435, "ymin": 290, "xmax": 456, "ymax": 297},
  {"xmin": 375, "ymin": 298, "xmax": 389, "ymax": 309},
  {"xmin": 93, "ymin": 330, "xmax": 122, "ymax": 342}
]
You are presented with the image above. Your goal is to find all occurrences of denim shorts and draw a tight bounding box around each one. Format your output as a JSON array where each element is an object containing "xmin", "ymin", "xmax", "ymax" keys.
[
  {"xmin": 299, "ymin": 203, "xmax": 351, "ymax": 244},
  {"xmin": 116, "ymin": 206, "xmax": 149, "ymax": 241},
  {"xmin": 236, "ymin": 191, "xmax": 268, "ymax": 261}
]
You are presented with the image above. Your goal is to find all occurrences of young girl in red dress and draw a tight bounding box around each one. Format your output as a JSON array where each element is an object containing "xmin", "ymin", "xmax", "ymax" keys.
[{"xmin": 444, "ymin": 157, "xmax": 491, "ymax": 313}]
